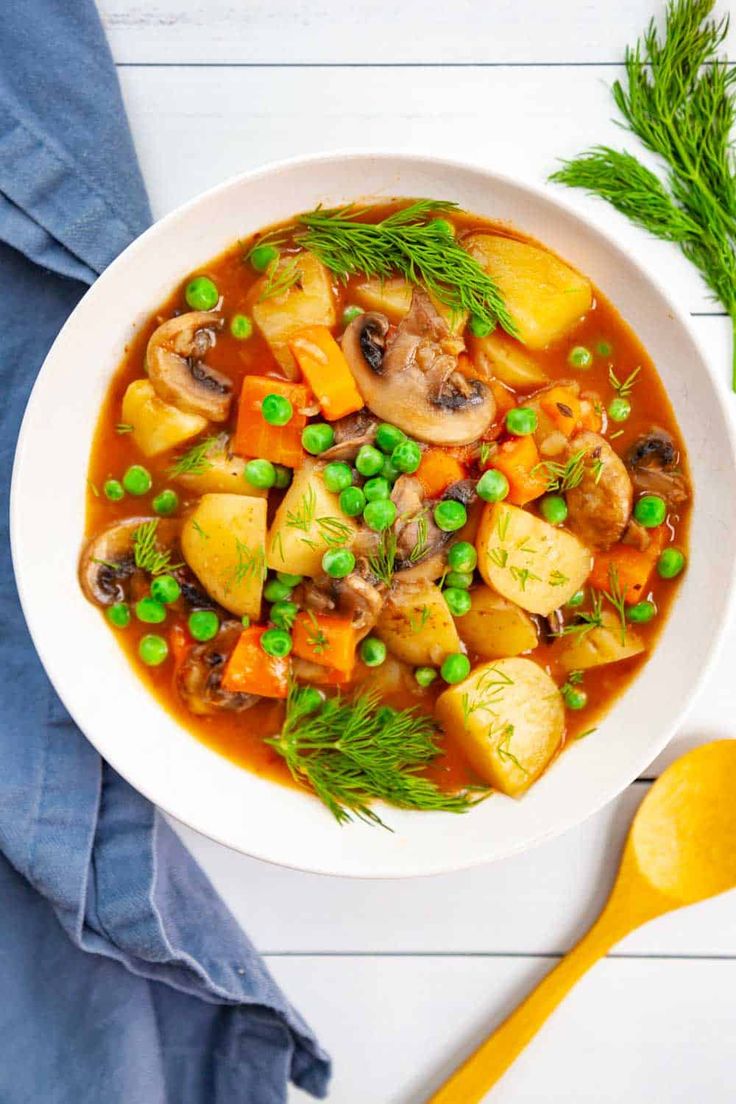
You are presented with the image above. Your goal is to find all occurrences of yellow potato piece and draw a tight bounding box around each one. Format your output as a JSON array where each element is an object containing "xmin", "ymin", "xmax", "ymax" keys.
[
  {"xmin": 376, "ymin": 580, "xmax": 461, "ymax": 667},
  {"xmin": 458, "ymin": 587, "xmax": 538, "ymax": 659},
  {"xmin": 122, "ymin": 379, "xmax": 207, "ymax": 457},
  {"xmin": 464, "ymin": 233, "xmax": 592, "ymax": 349},
  {"xmin": 470, "ymin": 332, "xmax": 549, "ymax": 390},
  {"xmin": 477, "ymin": 502, "xmax": 592, "ymax": 616},
  {"xmin": 252, "ymin": 252, "xmax": 336, "ymax": 377},
  {"xmin": 176, "ymin": 439, "xmax": 266, "ymax": 499},
  {"xmin": 353, "ymin": 277, "xmax": 467, "ymax": 333},
  {"xmin": 182, "ymin": 493, "xmax": 267, "ymax": 618},
  {"xmin": 559, "ymin": 612, "xmax": 645, "ymax": 671},
  {"xmin": 266, "ymin": 461, "xmax": 357, "ymax": 577},
  {"xmin": 436, "ymin": 657, "xmax": 564, "ymax": 796}
]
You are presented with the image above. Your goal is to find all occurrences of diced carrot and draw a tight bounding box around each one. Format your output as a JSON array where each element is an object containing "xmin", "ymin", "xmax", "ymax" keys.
[
  {"xmin": 289, "ymin": 325, "xmax": 364, "ymax": 421},
  {"xmin": 416, "ymin": 448, "xmax": 466, "ymax": 499},
  {"xmin": 579, "ymin": 396, "xmax": 603, "ymax": 433},
  {"xmin": 539, "ymin": 386, "xmax": 582, "ymax": 436},
  {"xmin": 589, "ymin": 528, "xmax": 666, "ymax": 603},
  {"xmin": 169, "ymin": 623, "xmax": 191, "ymax": 666},
  {"xmin": 221, "ymin": 625, "xmax": 289, "ymax": 698},
  {"xmin": 491, "ymin": 435, "xmax": 547, "ymax": 506},
  {"xmin": 292, "ymin": 611, "xmax": 358, "ymax": 674},
  {"xmin": 233, "ymin": 375, "xmax": 310, "ymax": 468}
]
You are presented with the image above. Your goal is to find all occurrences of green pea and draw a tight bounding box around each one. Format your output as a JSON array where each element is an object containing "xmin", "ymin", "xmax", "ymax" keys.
[
  {"xmin": 273, "ymin": 464, "xmax": 292, "ymax": 489},
  {"xmin": 657, "ymin": 547, "xmax": 686, "ymax": 579},
  {"xmin": 355, "ymin": 444, "xmax": 384, "ymax": 477},
  {"xmin": 135, "ymin": 597, "xmax": 167, "ymax": 624},
  {"xmin": 270, "ymin": 600, "xmax": 298, "ymax": 630},
  {"xmin": 250, "ymin": 243, "xmax": 279, "ymax": 272},
  {"xmin": 391, "ymin": 439, "xmax": 422, "ymax": 474},
  {"xmin": 608, "ymin": 397, "xmax": 631, "ymax": 423},
  {"xmin": 153, "ymin": 489, "xmax": 179, "ymax": 516},
  {"xmin": 185, "ymin": 275, "xmax": 219, "ymax": 311},
  {"xmin": 434, "ymin": 499, "xmax": 467, "ymax": 532},
  {"xmin": 245, "ymin": 458, "xmax": 276, "ymax": 489},
  {"xmin": 447, "ymin": 541, "xmax": 477, "ymax": 573},
  {"xmin": 138, "ymin": 634, "xmax": 169, "ymax": 666},
  {"xmin": 364, "ymin": 476, "xmax": 390, "ymax": 502},
  {"xmin": 363, "ymin": 499, "xmax": 397, "ymax": 531},
  {"xmin": 360, "ymin": 636, "xmax": 387, "ymax": 667},
  {"xmin": 444, "ymin": 587, "xmax": 472, "ymax": 616},
  {"xmin": 323, "ymin": 462, "xmax": 353, "ymax": 493},
  {"xmin": 444, "ymin": 571, "xmax": 473, "ymax": 590},
  {"xmin": 469, "ymin": 316, "xmax": 494, "ymax": 338},
  {"xmin": 241, "ymin": 614, "xmax": 251, "ymax": 627},
  {"xmin": 342, "ymin": 305, "xmax": 364, "ymax": 326},
  {"xmin": 568, "ymin": 345, "xmax": 593, "ymax": 369},
  {"xmin": 563, "ymin": 686, "xmax": 588, "ymax": 710},
  {"xmin": 339, "ymin": 486, "xmax": 366, "ymax": 517},
  {"xmin": 477, "ymin": 469, "xmax": 509, "ymax": 503},
  {"xmin": 322, "ymin": 548, "xmax": 356, "ymax": 579},
  {"xmin": 596, "ymin": 341, "xmax": 613, "ymax": 357},
  {"xmin": 261, "ymin": 393, "xmax": 293, "ymax": 426},
  {"xmin": 375, "ymin": 423, "xmax": 406, "ymax": 455},
  {"xmin": 230, "ymin": 313, "xmax": 253, "ymax": 340},
  {"xmin": 566, "ymin": 589, "xmax": 586, "ymax": 609},
  {"xmin": 302, "ymin": 423, "xmax": 335, "ymax": 455},
  {"xmin": 188, "ymin": 609, "xmax": 220, "ymax": 641},
  {"xmin": 260, "ymin": 628, "xmax": 293, "ymax": 658},
  {"xmin": 414, "ymin": 666, "xmax": 438, "ymax": 688},
  {"xmin": 264, "ymin": 578, "xmax": 293, "ymax": 603},
  {"xmin": 540, "ymin": 494, "xmax": 568, "ymax": 526},
  {"xmin": 103, "ymin": 479, "xmax": 124, "ymax": 502},
  {"xmin": 122, "ymin": 464, "xmax": 152, "ymax": 496},
  {"xmin": 277, "ymin": 572, "xmax": 303, "ymax": 587},
  {"xmin": 634, "ymin": 494, "xmax": 666, "ymax": 528},
  {"xmin": 441, "ymin": 652, "xmax": 471, "ymax": 684},
  {"xmin": 296, "ymin": 686, "xmax": 323, "ymax": 714},
  {"xmin": 150, "ymin": 575, "xmax": 181, "ymax": 604},
  {"xmin": 505, "ymin": 407, "xmax": 538, "ymax": 436},
  {"xmin": 106, "ymin": 602, "xmax": 130, "ymax": 628},
  {"xmin": 627, "ymin": 600, "xmax": 657, "ymax": 624},
  {"xmin": 380, "ymin": 455, "xmax": 400, "ymax": 483}
]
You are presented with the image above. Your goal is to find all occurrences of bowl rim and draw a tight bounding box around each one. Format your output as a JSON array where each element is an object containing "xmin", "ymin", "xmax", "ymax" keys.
[{"xmin": 11, "ymin": 148, "xmax": 736, "ymax": 877}]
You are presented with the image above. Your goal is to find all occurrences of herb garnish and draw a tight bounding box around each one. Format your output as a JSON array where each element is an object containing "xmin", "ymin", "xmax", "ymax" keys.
[
  {"xmin": 222, "ymin": 539, "xmax": 266, "ymax": 593},
  {"xmin": 258, "ymin": 256, "xmax": 302, "ymax": 302},
  {"xmin": 368, "ymin": 527, "xmax": 399, "ymax": 588},
  {"xmin": 115, "ymin": 423, "xmax": 134, "ymax": 435},
  {"xmin": 267, "ymin": 684, "xmax": 485, "ymax": 827},
  {"xmin": 555, "ymin": 590, "xmax": 604, "ymax": 637},
  {"xmin": 534, "ymin": 449, "xmax": 587, "ymax": 493},
  {"xmin": 550, "ymin": 0, "xmax": 736, "ymax": 385},
  {"xmin": 298, "ymin": 200, "xmax": 517, "ymax": 338},
  {"xmin": 609, "ymin": 366, "xmax": 641, "ymax": 399},
  {"xmin": 132, "ymin": 520, "xmax": 181, "ymax": 576},
  {"xmin": 169, "ymin": 435, "xmax": 220, "ymax": 477},
  {"xmin": 496, "ymin": 724, "xmax": 527, "ymax": 775},
  {"xmin": 602, "ymin": 565, "xmax": 628, "ymax": 644}
]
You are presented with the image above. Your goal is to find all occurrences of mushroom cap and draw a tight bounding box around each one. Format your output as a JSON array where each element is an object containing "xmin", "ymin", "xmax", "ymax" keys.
[
  {"xmin": 341, "ymin": 290, "xmax": 495, "ymax": 446},
  {"xmin": 79, "ymin": 517, "xmax": 180, "ymax": 606},
  {"xmin": 176, "ymin": 621, "xmax": 259, "ymax": 714},
  {"xmin": 626, "ymin": 428, "xmax": 689, "ymax": 505},
  {"xmin": 146, "ymin": 311, "xmax": 232, "ymax": 422}
]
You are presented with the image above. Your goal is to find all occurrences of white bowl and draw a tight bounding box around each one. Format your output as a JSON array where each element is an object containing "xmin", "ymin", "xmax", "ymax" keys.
[{"xmin": 11, "ymin": 152, "xmax": 736, "ymax": 877}]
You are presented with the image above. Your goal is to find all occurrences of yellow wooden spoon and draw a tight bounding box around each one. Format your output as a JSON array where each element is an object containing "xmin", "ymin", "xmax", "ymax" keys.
[{"xmin": 429, "ymin": 739, "xmax": 736, "ymax": 1104}]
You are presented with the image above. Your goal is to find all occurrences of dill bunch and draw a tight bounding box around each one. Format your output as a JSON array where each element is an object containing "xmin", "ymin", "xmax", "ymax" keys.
[
  {"xmin": 550, "ymin": 0, "xmax": 736, "ymax": 386},
  {"xmin": 267, "ymin": 683, "xmax": 485, "ymax": 828},
  {"xmin": 298, "ymin": 200, "xmax": 517, "ymax": 338}
]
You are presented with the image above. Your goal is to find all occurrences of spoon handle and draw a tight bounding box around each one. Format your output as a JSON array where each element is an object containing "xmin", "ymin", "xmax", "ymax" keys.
[{"xmin": 427, "ymin": 908, "xmax": 627, "ymax": 1104}]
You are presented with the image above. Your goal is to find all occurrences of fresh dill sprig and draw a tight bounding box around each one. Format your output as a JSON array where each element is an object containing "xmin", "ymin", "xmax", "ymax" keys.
[
  {"xmin": 555, "ymin": 590, "xmax": 604, "ymax": 637},
  {"xmin": 169, "ymin": 435, "xmax": 221, "ymax": 478},
  {"xmin": 267, "ymin": 683, "xmax": 485, "ymax": 827},
  {"xmin": 132, "ymin": 520, "xmax": 181, "ymax": 576},
  {"xmin": 368, "ymin": 527, "xmax": 399, "ymax": 587},
  {"xmin": 298, "ymin": 200, "xmax": 517, "ymax": 337},
  {"xmin": 601, "ymin": 565, "xmax": 629, "ymax": 644},
  {"xmin": 258, "ymin": 256, "xmax": 302, "ymax": 302},
  {"xmin": 609, "ymin": 366, "xmax": 641, "ymax": 398},
  {"xmin": 222, "ymin": 538, "xmax": 266, "ymax": 594},
  {"xmin": 550, "ymin": 0, "xmax": 736, "ymax": 385},
  {"xmin": 534, "ymin": 448, "xmax": 587, "ymax": 493}
]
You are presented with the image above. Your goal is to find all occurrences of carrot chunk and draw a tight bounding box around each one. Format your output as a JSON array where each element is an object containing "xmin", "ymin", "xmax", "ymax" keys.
[
  {"xmin": 233, "ymin": 376, "xmax": 310, "ymax": 468},
  {"xmin": 491, "ymin": 435, "xmax": 547, "ymax": 506},
  {"xmin": 416, "ymin": 448, "xmax": 467, "ymax": 499},
  {"xmin": 539, "ymin": 386, "xmax": 582, "ymax": 436},
  {"xmin": 589, "ymin": 528, "xmax": 666, "ymax": 603},
  {"xmin": 221, "ymin": 625, "xmax": 289, "ymax": 698},
  {"xmin": 289, "ymin": 325, "xmax": 364, "ymax": 421},
  {"xmin": 292, "ymin": 611, "xmax": 358, "ymax": 674}
]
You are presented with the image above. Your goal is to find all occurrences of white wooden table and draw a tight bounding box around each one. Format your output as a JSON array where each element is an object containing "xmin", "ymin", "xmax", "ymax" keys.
[{"xmin": 100, "ymin": 3, "xmax": 736, "ymax": 1098}]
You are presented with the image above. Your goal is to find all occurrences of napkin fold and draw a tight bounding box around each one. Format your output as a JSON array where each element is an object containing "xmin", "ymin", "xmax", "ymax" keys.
[{"xmin": 0, "ymin": 2, "xmax": 330, "ymax": 1101}]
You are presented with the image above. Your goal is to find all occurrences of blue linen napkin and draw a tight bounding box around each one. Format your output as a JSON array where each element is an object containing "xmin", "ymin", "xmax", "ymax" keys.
[{"xmin": 0, "ymin": 3, "xmax": 330, "ymax": 1101}]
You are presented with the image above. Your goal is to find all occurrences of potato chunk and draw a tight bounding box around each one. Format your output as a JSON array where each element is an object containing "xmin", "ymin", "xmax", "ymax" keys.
[
  {"xmin": 122, "ymin": 379, "xmax": 207, "ymax": 457},
  {"xmin": 477, "ymin": 502, "xmax": 592, "ymax": 616},
  {"xmin": 175, "ymin": 437, "xmax": 266, "ymax": 498},
  {"xmin": 252, "ymin": 252, "xmax": 336, "ymax": 377},
  {"xmin": 353, "ymin": 277, "xmax": 466, "ymax": 333},
  {"xmin": 376, "ymin": 580, "xmax": 461, "ymax": 667},
  {"xmin": 458, "ymin": 587, "xmax": 538, "ymax": 659},
  {"xmin": 470, "ymin": 332, "xmax": 549, "ymax": 390},
  {"xmin": 436, "ymin": 657, "xmax": 564, "ymax": 796},
  {"xmin": 559, "ymin": 612, "xmax": 645, "ymax": 671},
  {"xmin": 464, "ymin": 234, "xmax": 592, "ymax": 349},
  {"xmin": 266, "ymin": 461, "xmax": 357, "ymax": 577},
  {"xmin": 182, "ymin": 493, "xmax": 267, "ymax": 618}
]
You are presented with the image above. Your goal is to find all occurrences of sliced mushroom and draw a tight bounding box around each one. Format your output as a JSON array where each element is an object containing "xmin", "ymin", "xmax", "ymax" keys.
[
  {"xmin": 565, "ymin": 432, "xmax": 633, "ymax": 551},
  {"xmin": 298, "ymin": 560, "xmax": 387, "ymax": 638},
  {"xmin": 177, "ymin": 621, "xmax": 258, "ymax": 715},
  {"xmin": 80, "ymin": 517, "xmax": 180, "ymax": 607},
  {"xmin": 321, "ymin": 409, "xmax": 378, "ymax": 461},
  {"xmin": 341, "ymin": 289, "xmax": 495, "ymax": 445},
  {"xmin": 626, "ymin": 429, "xmax": 689, "ymax": 505},
  {"xmin": 146, "ymin": 311, "xmax": 232, "ymax": 422}
]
